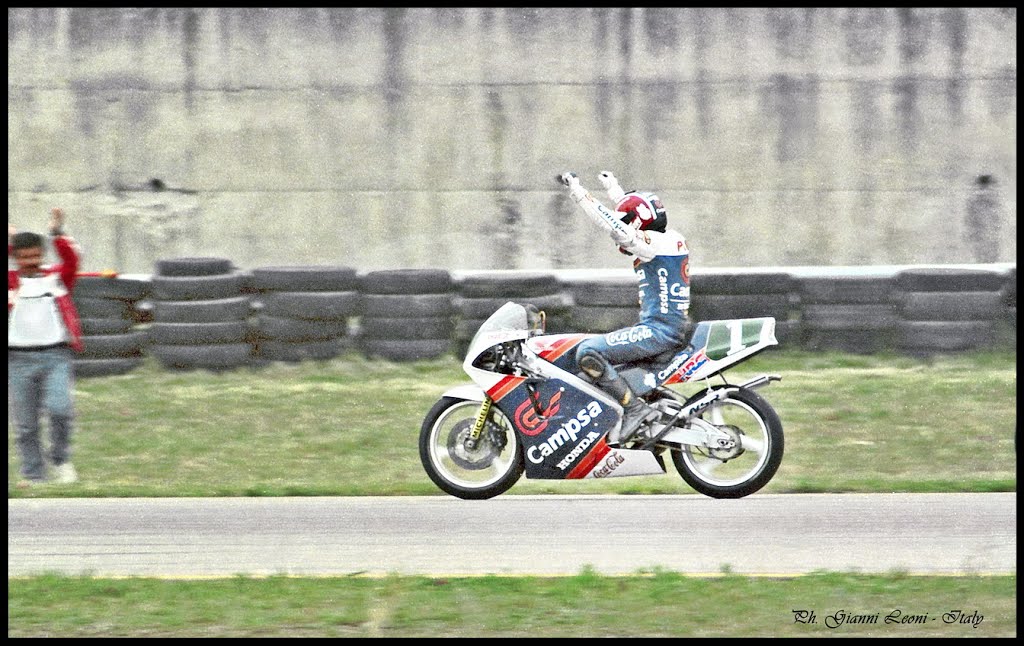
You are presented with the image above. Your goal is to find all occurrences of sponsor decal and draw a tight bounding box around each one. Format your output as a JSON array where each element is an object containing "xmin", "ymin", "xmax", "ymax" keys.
[
  {"xmin": 669, "ymin": 283, "xmax": 689, "ymax": 298},
  {"xmin": 680, "ymin": 256, "xmax": 690, "ymax": 284},
  {"xmin": 606, "ymin": 325, "xmax": 654, "ymax": 346},
  {"xmin": 477, "ymin": 330, "xmax": 512, "ymax": 346},
  {"xmin": 556, "ymin": 431, "xmax": 600, "ymax": 471},
  {"xmin": 657, "ymin": 351, "xmax": 691, "ymax": 381},
  {"xmin": 679, "ymin": 349, "xmax": 710, "ymax": 379},
  {"xmin": 514, "ymin": 391, "xmax": 563, "ymax": 436},
  {"xmin": 592, "ymin": 452, "xmax": 626, "ymax": 478},
  {"xmin": 657, "ymin": 267, "xmax": 670, "ymax": 314},
  {"xmin": 670, "ymin": 277, "xmax": 690, "ymax": 313},
  {"xmin": 527, "ymin": 401, "xmax": 604, "ymax": 465}
]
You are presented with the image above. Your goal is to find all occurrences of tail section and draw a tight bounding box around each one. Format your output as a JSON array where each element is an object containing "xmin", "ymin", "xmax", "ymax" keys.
[{"xmin": 661, "ymin": 317, "xmax": 777, "ymax": 385}]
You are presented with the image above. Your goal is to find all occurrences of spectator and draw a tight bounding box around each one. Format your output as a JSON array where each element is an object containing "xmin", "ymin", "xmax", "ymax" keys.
[
  {"xmin": 965, "ymin": 174, "xmax": 1003, "ymax": 263},
  {"xmin": 8, "ymin": 207, "xmax": 84, "ymax": 486}
]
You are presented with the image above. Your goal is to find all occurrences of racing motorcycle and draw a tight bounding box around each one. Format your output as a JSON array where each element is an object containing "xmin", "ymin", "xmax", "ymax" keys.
[{"xmin": 420, "ymin": 302, "xmax": 784, "ymax": 500}]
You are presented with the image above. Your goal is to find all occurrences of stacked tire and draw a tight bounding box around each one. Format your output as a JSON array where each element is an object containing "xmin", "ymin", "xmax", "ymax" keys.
[
  {"xmin": 796, "ymin": 275, "xmax": 897, "ymax": 353},
  {"xmin": 565, "ymin": 275, "xmax": 639, "ymax": 334},
  {"xmin": 147, "ymin": 257, "xmax": 254, "ymax": 371},
  {"xmin": 358, "ymin": 269, "xmax": 456, "ymax": 362},
  {"xmin": 251, "ymin": 266, "xmax": 361, "ymax": 363},
  {"xmin": 72, "ymin": 276, "xmax": 150, "ymax": 377},
  {"xmin": 999, "ymin": 267, "xmax": 1016, "ymax": 348},
  {"xmin": 894, "ymin": 267, "xmax": 1005, "ymax": 354},
  {"xmin": 690, "ymin": 272, "xmax": 798, "ymax": 346},
  {"xmin": 455, "ymin": 272, "xmax": 572, "ymax": 352}
]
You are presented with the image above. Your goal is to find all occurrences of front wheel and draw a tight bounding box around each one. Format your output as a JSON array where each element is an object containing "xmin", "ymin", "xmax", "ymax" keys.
[
  {"xmin": 670, "ymin": 387, "xmax": 784, "ymax": 499},
  {"xmin": 419, "ymin": 397, "xmax": 524, "ymax": 500}
]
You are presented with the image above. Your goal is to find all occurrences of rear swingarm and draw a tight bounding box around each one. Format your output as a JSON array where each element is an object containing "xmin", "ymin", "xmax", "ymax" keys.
[{"xmin": 641, "ymin": 374, "xmax": 781, "ymax": 450}]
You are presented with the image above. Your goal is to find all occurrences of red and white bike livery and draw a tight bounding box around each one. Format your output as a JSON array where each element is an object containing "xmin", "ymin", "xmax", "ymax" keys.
[{"xmin": 420, "ymin": 302, "xmax": 785, "ymax": 499}]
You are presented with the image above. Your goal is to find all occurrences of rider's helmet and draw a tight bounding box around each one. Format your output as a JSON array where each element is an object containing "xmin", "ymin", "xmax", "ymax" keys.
[{"xmin": 615, "ymin": 191, "xmax": 668, "ymax": 233}]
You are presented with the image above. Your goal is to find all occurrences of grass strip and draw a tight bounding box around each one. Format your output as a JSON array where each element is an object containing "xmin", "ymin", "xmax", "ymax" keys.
[
  {"xmin": 7, "ymin": 571, "xmax": 1016, "ymax": 637},
  {"xmin": 8, "ymin": 349, "xmax": 1016, "ymax": 497}
]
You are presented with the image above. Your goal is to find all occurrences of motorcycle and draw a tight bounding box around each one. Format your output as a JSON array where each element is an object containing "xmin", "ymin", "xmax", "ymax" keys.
[{"xmin": 420, "ymin": 302, "xmax": 784, "ymax": 500}]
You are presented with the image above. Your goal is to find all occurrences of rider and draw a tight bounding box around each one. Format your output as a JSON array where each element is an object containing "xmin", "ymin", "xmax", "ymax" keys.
[{"xmin": 557, "ymin": 170, "xmax": 691, "ymax": 447}]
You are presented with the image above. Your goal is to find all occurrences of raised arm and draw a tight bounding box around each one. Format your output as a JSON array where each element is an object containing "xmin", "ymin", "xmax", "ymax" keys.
[
  {"xmin": 49, "ymin": 207, "xmax": 81, "ymax": 290},
  {"xmin": 556, "ymin": 172, "xmax": 639, "ymax": 247}
]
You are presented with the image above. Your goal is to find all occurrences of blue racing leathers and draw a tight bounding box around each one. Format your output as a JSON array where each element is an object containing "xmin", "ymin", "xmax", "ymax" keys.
[
  {"xmin": 564, "ymin": 177, "xmax": 691, "ymax": 386},
  {"xmin": 575, "ymin": 231, "xmax": 691, "ymax": 376}
]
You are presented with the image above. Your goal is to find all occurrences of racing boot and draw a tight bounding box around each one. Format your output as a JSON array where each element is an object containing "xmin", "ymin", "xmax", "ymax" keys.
[
  {"xmin": 576, "ymin": 347, "xmax": 656, "ymax": 447},
  {"xmin": 606, "ymin": 386, "xmax": 657, "ymax": 448}
]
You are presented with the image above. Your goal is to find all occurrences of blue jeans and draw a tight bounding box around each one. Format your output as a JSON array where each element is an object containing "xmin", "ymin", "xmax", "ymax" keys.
[{"xmin": 8, "ymin": 347, "xmax": 76, "ymax": 481}]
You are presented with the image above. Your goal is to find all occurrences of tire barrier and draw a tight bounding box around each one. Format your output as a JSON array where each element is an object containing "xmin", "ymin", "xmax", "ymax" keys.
[
  {"xmin": 893, "ymin": 268, "xmax": 1005, "ymax": 354},
  {"xmin": 454, "ymin": 272, "xmax": 571, "ymax": 355},
  {"xmin": 999, "ymin": 266, "xmax": 1015, "ymax": 348},
  {"xmin": 358, "ymin": 269, "xmax": 455, "ymax": 362},
  {"xmin": 154, "ymin": 257, "xmax": 233, "ymax": 277},
  {"xmin": 1003, "ymin": 267, "xmax": 1016, "ymax": 309},
  {"xmin": 795, "ymin": 275, "xmax": 897, "ymax": 354},
  {"xmin": 690, "ymin": 272, "xmax": 799, "ymax": 347},
  {"xmin": 250, "ymin": 265, "xmax": 359, "ymax": 293},
  {"xmin": 151, "ymin": 296, "xmax": 252, "ymax": 323},
  {"xmin": 72, "ymin": 276, "xmax": 150, "ymax": 378},
  {"xmin": 566, "ymin": 276, "xmax": 636, "ymax": 335},
  {"xmin": 64, "ymin": 263, "xmax": 1016, "ymax": 375},
  {"xmin": 148, "ymin": 320, "xmax": 249, "ymax": 345},
  {"xmin": 148, "ymin": 342, "xmax": 255, "ymax": 370},
  {"xmin": 249, "ymin": 265, "xmax": 361, "ymax": 363},
  {"xmin": 148, "ymin": 257, "xmax": 254, "ymax": 371},
  {"xmin": 800, "ymin": 303, "xmax": 898, "ymax": 354},
  {"xmin": 567, "ymin": 278, "xmax": 638, "ymax": 308}
]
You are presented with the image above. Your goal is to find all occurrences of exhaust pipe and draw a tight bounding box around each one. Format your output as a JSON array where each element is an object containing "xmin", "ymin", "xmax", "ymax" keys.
[{"xmin": 737, "ymin": 374, "xmax": 782, "ymax": 391}]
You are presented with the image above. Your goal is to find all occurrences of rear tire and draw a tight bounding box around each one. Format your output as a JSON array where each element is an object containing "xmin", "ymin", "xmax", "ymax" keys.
[
  {"xmin": 419, "ymin": 397, "xmax": 524, "ymax": 500},
  {"xmin": 670, "ymin": 387, "xmax": 784, "ymax": 499}
]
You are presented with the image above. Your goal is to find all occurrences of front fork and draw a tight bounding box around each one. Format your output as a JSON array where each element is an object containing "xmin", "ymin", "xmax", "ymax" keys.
[{"xmin": 464, "ymin": 397, "xmax": 493, "ymax": 451}]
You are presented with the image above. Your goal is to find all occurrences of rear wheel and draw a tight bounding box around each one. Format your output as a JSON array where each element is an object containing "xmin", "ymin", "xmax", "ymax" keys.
[
  {"xmin": 670, "ymin": 387, "xmax": 784, "ymax": 499},
  {"xmin": 419, "ymin": 397, "xmax": 524, "ymax": 499}
]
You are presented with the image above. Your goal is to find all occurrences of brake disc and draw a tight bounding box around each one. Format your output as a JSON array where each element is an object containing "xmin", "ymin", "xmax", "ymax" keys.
[
  {"xmin": 707, "ymin": 424, "xmax": 745, "ymax": 461},
  {"xmin": 447, "ymin": 419, "xmax": 501, "ymax": 470}
]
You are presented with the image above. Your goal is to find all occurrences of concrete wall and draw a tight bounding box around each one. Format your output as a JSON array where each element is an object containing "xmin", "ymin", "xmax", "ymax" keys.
[{"xmin": 7, "ymin": 7, "xmax": 1017, "ymax": 273}]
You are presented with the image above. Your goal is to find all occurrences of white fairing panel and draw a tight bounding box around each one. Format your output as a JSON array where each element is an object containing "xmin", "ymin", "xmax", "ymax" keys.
[{"xmin": 580, "ymin": 448, "xmax": 666, "ymax": 479}]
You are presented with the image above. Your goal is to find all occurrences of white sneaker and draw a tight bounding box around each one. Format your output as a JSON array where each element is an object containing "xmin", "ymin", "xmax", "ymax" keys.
[{"xmin": 53, "ymin": 463, "xmax": 78, "ymax": 484}]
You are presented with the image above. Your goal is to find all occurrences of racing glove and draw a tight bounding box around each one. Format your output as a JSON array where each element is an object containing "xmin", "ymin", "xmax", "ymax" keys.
[{"xmin": 598, "ymin": 171, "xmax": 626, "ymax": 203}]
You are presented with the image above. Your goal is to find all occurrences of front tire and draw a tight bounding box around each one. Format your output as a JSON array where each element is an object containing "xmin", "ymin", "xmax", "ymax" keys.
[
  {"xmin": 670, "ymin": 387, "xmax": 784, "ymax": 499},
  {"xmin": 419, "ymin": 397, "xmax": 524, "ymax": 499}
]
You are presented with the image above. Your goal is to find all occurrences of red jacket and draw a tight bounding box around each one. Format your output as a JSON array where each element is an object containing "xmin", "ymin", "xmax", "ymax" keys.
[{"xmin": 8, "ymin": 235, "xmax": 84, "ymax": 352}]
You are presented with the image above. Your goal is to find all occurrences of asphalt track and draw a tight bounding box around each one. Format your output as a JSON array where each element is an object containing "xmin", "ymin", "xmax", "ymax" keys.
[{"xmin": 7, "ymin": 493, "xmax": 1016, "ymax": 578}]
